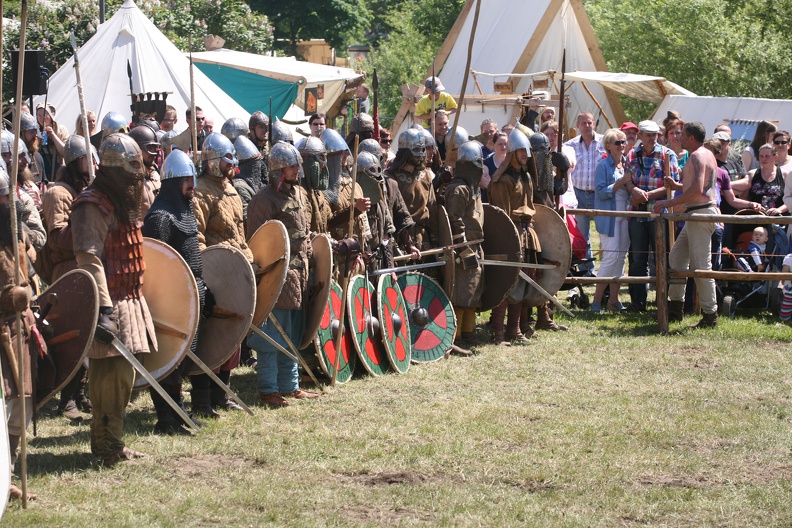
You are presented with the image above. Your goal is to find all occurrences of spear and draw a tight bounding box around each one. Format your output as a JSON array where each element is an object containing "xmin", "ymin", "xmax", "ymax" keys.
[
  {"xmin": 371, "ymin": 69, "xmax": 379, "ymax": 141},
  {"xmin": 9, "ymin": 0, "xmax": 30, "ymax": 508},
  {"xmin": 447, "ymin": 0, "xmax": 481, "ymax": 166},
  {"xmin": 126, "ymin": 60, "xmax": 135, "ymax": 122},
  {"xmin": 70, "ymin": 32, "xmax": 95, "ymax": 183},
  {"xmin": 555, "ymin": 49, "xmax": 567, "ymax": 209}
]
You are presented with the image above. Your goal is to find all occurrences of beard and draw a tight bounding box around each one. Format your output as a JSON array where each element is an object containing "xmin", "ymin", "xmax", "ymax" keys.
[{"xmin": 24, "ymin": 135, "xmax": 39, "ymax": 155}]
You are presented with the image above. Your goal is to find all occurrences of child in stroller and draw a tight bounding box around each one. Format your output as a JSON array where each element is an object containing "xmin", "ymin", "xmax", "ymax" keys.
[{"xmin": 731, "ymin": 226, "xmax": 769, "ymax": 272}]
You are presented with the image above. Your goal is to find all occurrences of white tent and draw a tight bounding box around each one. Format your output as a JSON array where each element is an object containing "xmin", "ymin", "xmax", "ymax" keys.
[
  {"xmin": 34, "ymin": 0, "xmax": 249, "ymax": 133},
  {"xmin": 392, "ymin": 0, "xmax": 691, "ymax": 141},
  {"xmin": 653, "ymin": 95, "xmax": 792, "ymax": 143}
]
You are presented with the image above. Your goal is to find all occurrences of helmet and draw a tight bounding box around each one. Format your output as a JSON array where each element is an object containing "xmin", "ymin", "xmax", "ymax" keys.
[
  {"xmin": 269, "ymin": 142, "xmax": 302, "ymax": 172},
  {"xmin": 101, "ymin": 112, "xmax": 130, "ymax": 139},
  {"xmin": 221, "ymin": 117, "xmax": 249, "ymax": 143},
  {"xmin": 249, "ymin": 111, "xmax": 270, "ymax": 130},
  {"xmin": 298, "ymin": 136, "xmax": 327, "ymax": 163},
  {"xmin": 161, "ymin": 149, "xmax": 197, "ymax": 185},
  {"xmin": 128, "ymin": 124, "xmax": 160, "ymax": 156},
  {"xmin": 412, "ymin": 125, "xmax": 435, "ymax": 149},
  {"xmin": 529, "ymin": 132, "xmax": 549, "ymax": 152},
  {"xmin": 0, "ymin": 170, "xmax": 9, "ymax": 196},
  {"xmin": 321, "ymin": 128, "xmax": 349, "ymax": 154},
  {"xmin": 359, "ymin": 138, "xmax": 382, "ymax": 158},
  {"xmin": 234, "ymin": 135, "xmax": 261, "ymax": 162},
  {"xmin": 20, "ymin": 112, "xmax": 38, "ymax": 132},
  {"xmin": 99, "ymin": 133, "xmax": 143, "ymax": 174},
  {"xmin": 160, "ymin": 130, "xmax": 179, "ymax": 156},
  {"xmin": 457, "ymin": 140, "xmax": 484, "ymax": 167},
  {"xmin": 398, "ymin": 128, "xmax": 426, "ymax": 160},
  {"xmin": 507, "ymin": 127, "xmax": 531, "ymax": 153},
  {"xmin": 270, "ymin": 118, "xmax": 292, "ymax": 144},
  {"xmin": 137, "ymin": 117, "xmax": 160, "ymax": 134},
  {"xmin": 63, "ymin": 135, "xmax": 99, "ymax": 166},
  {"xmin": 1, "ymin": 130, "xmax": 15, "ymax": 154},
  {"xmin": 351, "ymin": 112, "xmax": 374, "ymax": 133},
  {"xmin": 202, "ymin": 132, "xmax": 237, "ymax": 178},
  {"xmin": 356, "ymin": 151, "xmax": 382, "ymax": 180},
  {"xmin": 445, "ymin": 126, "xmax": 470, "ymax": 150}
]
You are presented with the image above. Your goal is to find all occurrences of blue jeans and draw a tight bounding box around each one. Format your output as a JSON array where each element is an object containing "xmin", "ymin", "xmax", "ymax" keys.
[
  {"xmin": 573, "ymin": 188, "xmax": 595, "ymax": 272},
  {"xmin": 247, "ymin": 308, "xmax": 303, "ymax": 395},
  {"xmin": 627, "ymin": 220, "xmax": 655, "ymax": 310}
]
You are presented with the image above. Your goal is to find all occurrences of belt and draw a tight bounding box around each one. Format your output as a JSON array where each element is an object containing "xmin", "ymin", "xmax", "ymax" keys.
[
  {"xmin": 685, "ymin": 202, "xmax": 715, "ymax": 212},
  {"xmin": 579, "ymin": 189, "xmax": 595, "ymax": 193}
]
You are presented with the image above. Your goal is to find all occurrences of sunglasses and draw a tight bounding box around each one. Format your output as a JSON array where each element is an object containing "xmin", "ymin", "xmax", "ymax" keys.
[
  {"xmin": 194, "ymin": 117, "xmax": 205, "ymax": 122},
  {"xmin": 614, "ymin": 140, "xmax": 628, "ymax": 146},
  {"xmin": 774, "ymin": 140, "xmax": 789, "ymax": 145},
  {"xmin": 380, "ymin": 139, "xmax": 392, "ymax": 144}
]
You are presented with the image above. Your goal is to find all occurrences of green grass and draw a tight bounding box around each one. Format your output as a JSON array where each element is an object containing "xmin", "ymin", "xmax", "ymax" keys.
[{"xmin": 4, "ymin": 295, "xmax": 792, "ymax": 527}]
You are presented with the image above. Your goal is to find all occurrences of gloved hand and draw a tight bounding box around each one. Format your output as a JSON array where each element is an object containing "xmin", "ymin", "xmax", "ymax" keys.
[
  {"xmin": 95, "ymin": 307, "xmax": 119, "ymax": 344},
  {"xmin": 550, "ymin": 151, "xmax": 570, "ymax": 172},
  {"xmin": 1, "ymin": 286, "xmax": 29, "ymax": 313},
  {"xmin": 203, "ymin": 287, "xmax": 216, "ymax": 318}
]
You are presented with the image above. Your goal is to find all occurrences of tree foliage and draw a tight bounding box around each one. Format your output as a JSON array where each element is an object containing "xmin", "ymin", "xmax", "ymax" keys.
[
  {"xmin": 583, "ymin": 0, "xmax": 792, "ymax": 120},
  {"xmin": 250, "ymin": 0, "xmax": 370, "ymax": 56}
]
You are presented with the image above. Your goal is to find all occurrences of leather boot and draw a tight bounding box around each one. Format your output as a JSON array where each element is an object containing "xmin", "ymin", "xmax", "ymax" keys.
[
  {"xmin": 668, "ymin": 300, "xmax": 685, "ymax": 322},
  {"xmin": 505, "ymin": 303, "xmax": 530, "ymax": 344},
  {"xmin": 211, "ymin": 370, "xmax": 243, "ymax": 412},
  {"xmin": 191, "ymin": 374, "xmax": 219, "ymax": 419},
  {"xmin": 519, "ymin": 304, "xmax": 537, "ymax": 339},
  {"xmin": 490, "ymin": 301, "xmax": 509, "ymax": 345},
  {"xmin": 693, "ymin": 311, "xmax": 717, "ymax": 328},
  {"xmin": 535, "ymin": 303, "xmax": 567, "ymax": 331}
]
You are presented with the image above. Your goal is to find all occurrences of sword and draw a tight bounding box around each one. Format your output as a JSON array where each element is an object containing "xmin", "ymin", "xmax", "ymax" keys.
[
  {"xmin": 518, "ymin": 270, "xmax": 575, "ymax": 318},
  {"xmin": 392, "ymin": 238, "xmax": 484, "ymax": 262},
  {"xmin": 185, "ymin": 350, "xmax": 253, "ymax": 415},
  {"xmin": 103, "ymin": 336, "xmax": 199, "ymax": 433},
  {"xmin": 372, "ymin": 260, "xmax": 446, "ymax": 276},
  {"xmin": 247, "ymin": 320, "xmax": 326, "ymax": 392},
  {"xmin": 478, "ymin": 260, "xmax": 556, "ymax": 270}
]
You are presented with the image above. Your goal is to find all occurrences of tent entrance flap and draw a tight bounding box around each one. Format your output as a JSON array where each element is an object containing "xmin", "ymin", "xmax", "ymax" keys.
[{"xmin": 194, "ymin": 63, "xmax": 298, "ymax": 119}]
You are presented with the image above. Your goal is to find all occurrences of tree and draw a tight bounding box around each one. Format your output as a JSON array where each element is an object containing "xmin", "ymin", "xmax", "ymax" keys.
[{"xmin": 250, "ymin": 0, "xmax": 370, "ymax": 56}]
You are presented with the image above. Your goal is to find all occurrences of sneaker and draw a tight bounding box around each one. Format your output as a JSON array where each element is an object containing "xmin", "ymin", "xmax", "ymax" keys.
[
  {"xmin": 590, "ymin": 303, "xmax": 601, "ymax": 313},
  {"xmin": 605, "ymin": 302, "xmax": 626, "ymax": 312}
]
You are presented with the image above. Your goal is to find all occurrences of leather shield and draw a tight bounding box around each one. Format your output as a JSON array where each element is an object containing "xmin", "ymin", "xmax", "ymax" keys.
[
  {"xmin": 299, "ymin": 234, "xmax": 333, "ymax": 349},
  {"xmin": 522, "ymin": 204, "xmax": 572, "ymax": 307},
  {"xmin": 480, "ymin": 204, "xmax": 522, "ymax": 310},
  {"xmin": 248, "ymin": 220, "xmax": 289, "ymax": 327}
]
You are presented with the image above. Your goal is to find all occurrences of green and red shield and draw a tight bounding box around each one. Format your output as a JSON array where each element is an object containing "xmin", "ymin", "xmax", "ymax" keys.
[
  {"xmin": 377, "ymin": 274, "xmax": 411, "ymax": 374},
  {"xmin": 314, "ymin": 282, "xmax": 355, "ymax": 384},
  {"xmin": 347, "ymin": 275, "xmax": 390, "ymax": 376},
  {"xmin": 396, "ymin": 272, "xmax": 456, "ymax": 363}
]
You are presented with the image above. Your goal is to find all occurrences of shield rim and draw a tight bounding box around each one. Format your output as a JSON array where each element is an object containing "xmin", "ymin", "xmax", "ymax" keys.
[
  {"xmin": 522, "ymin": 204, "xmax": 573, "ymax": 307},
  {"xmin": 299, "ymin": 233, "xmax": 333, "ymax": 349},
  {"xmin": 314, "ymin": 281, "xmax": 355, "ymax": 383},
  {"xmin": 249, "ymin": 220, "xmax": 290, "ymax": 327},
  {"xmin": 347, "ymin": 274, "xmax": 390, "ymax": 376},
  {"xmin": 187, "ymin": 245, "xmax": 256, "ymax": 376},
  {"xmin": 436, "ymin": 204, "xmax": 455, "ymax": 296},
  {"xmin": 34, "ymin": 269, "xmax": 99, "ymax": 410},
  {"xmin": 396, "ymin": 272, "xmax": 457, "ymax": 363},
  {"xmin": 377, "ymin": 274, "xmax": 411, "ymax": 373},
  {"xmin": 480, "ymin": 203, "xmax": 522, "ymax": 310}
]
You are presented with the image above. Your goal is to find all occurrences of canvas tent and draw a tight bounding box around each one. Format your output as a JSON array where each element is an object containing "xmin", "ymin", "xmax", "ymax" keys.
[
  {"xmin": 190, "ymin": 49, "xmax": 365, "ymax": 120},
  {"xmin": 653, "ymin": 95, "xmax": 792, "ymax": 144},
  {"xmin": 392, "ymin": 0, "xmax": 692, "ymax": 142},
  {"xmin": 33, "ymin": 0, "xmax": 249, "ymax": 133}
]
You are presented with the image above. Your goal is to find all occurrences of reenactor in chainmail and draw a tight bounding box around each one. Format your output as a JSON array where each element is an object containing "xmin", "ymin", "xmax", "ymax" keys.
[
  {"xmin": 128, "ymin": 122, "xmax": 162, "ymax": 218},
  {"xmin": 322, "ymin": 128, "xmax": 370, "ymax": 242},
  {"xmin": 298, "ymin": 136, "xmax": 332, "ymax": 234},
  {"xmin": 233, "ymin": 135, "xmax": 266, "ymax": 219},
  {"xmin": 248, "ymin": 111, "xmax": 270, "ymax": 156}
]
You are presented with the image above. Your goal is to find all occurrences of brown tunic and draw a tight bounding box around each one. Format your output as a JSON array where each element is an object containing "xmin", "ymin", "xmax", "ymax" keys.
[
  {"xmin": 444, "ymin": 181, "xmax": 484, "ymax": 308},
  {"xmin": 41, "ymin": 181, "xmax": 79, "ymax": 281},
  {"xmin": 0, "ymin": 240, "xmax": 36, "ymax": 399},
  {"xmin": 194, "ymin": 175, "xmax": 253, "ymax": 261}
]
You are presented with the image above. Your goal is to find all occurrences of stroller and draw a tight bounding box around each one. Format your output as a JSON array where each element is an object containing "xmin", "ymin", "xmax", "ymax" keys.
[
  {"xmin": 718, "ymin": 217, "xmax": 788, "ymax": 317},
  {"xmin": 559, "ymin": 208, "xmax": 595, "ymax": 309}
]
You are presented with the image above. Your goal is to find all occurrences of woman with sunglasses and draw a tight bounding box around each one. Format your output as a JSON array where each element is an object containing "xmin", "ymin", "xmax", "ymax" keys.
[
  {"xmin": 773, "ymin": 131, "xmax": 792, "ymax": 180},
  {"xmin": 591, "ymin": 128, "xmax": 632, "ymax": 312}
]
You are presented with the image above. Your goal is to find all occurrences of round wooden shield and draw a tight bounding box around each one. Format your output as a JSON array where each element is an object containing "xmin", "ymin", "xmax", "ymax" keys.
[
  {"xmin": 300, "ymin": 234, "xmax": 333, "ymax": 349},
  {"xmin": 314, "ymin": 282, "xmax": 356, "ymax": 384},
  {"xmin": 248, "ymin": 220, "xmax": 289, "ymax": 327},
  {"xmin": 136, "ymin": 238, "xmax": 200, "ymax": 389},
  {"xmin": 396, "ymin": 272, "xmax": 456, "ymax": 363},
  {"xmin": 523, "ymin": 204, "xmax": 573, "ymax": 307},
  {"xmin": 480, "ymin": 204, "xmax": 523, "ymax": 310},
  {"xmin": 436, "ymin": 204, "xmax": 455, "ymax": 296},
  {"xmin": 187, "ymin": 245, "xmax": 256, "ymax": 376},
  {"xmin": 377, "ymin": 274, "xmax": 411, "ymax": 373},
  {"xmin": 347, "ymin": 275, "xmax": 390, "ymax": 376},
  {"xmin": 35, "ymin": 269, "xmax": 99, "ymax": 410}
]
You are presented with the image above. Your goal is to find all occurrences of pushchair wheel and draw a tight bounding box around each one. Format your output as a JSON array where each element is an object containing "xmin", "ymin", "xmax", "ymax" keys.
[
  {"xmin": 578, "ymin": 293, "xmax": 590, "ymax": 309},
  {"xmin": 569, "ymin": 293, "xmax": 579, "ymax": 308},
  {"xmin": 720, "ymin": 294, "xmax": 736, "ymax": 318}
]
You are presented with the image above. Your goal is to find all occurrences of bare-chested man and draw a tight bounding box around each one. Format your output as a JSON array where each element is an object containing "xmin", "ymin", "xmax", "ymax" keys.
[{"xmin": 653, "ymin": 121, "xmax": 719, "ymax": 328}]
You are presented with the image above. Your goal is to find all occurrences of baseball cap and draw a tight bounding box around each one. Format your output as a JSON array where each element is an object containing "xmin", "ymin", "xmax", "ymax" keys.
[{"xmin": 620, "ymin": 121, "xmax": 639, "ymax": 132}]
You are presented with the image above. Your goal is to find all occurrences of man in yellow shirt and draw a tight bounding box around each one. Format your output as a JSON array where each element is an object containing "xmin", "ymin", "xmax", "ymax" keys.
[{"xmin": 415, "ymin": 76, "xmax": 457, "ymax": 128}]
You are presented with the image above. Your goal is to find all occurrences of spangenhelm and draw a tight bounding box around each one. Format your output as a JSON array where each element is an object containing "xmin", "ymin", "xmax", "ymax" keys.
[
  {"xmin": 268, "ymin": 142, "xmax": 302, "ymax": 172},
  {"xmin": 351, "ymin": 112, "xmax": 374, "ymax": 133},
  {"xmin": 412, "ymin": 125, "xmax": 435, "ymax": 149},
  {"xmin": 445, "ymin": 126, "xmax": 470, "ymax": 151},
  {"xmin": 529, "ymin": 132, "xmax": 549, "ymax": 152},
  {"xmin": 1, "ymin": 130, "xmax": 15, "ymax": 155},
  {"xmin": 202, "ymin": 132, "xmax": 238, "ymax": 177},
  {"xmin": 356, "ymin": 150, "xmax": 384, "ymax": 206},
  {"xmin": 99, "ymin": 133, "xmax": 143, "ymax": 174},
  {"xmin": 19, "ymin": 112, "xmax": 38, "ymax": 132},
  {"xmin": 63, "ymin": 135, "xmax": 99, "ymax": 166},
  {"xmin": 128, "ymin": 124, "xmax": 160, "ymax": 156},
  {"xmin": 160, "ymin": 149, "xmax": 197, "ymax": 185},
  {"xmin": 321, "ymin": 128, "xmax": 349, "ymax": 154},
  {"xmin": 160, "ymin": 130, "xmax": 179, "ymax": 156},
  {"xmin": 249, "ymin": 111, "xmax": 270, "ymax": 130},
  {"xmin": 398, "ymin": 128, "xmax": 426, "ymax": 160},
  {"xmin": 507, "ymin": 127, "xmax": 531, "ymax": 154},
  {"xmin": 101, "ymin": 111, "xmax": 130, "ymax": 139},
  {"xmin": 298, "ymin": 136, "xmax": 327, "ymax": 165},
  {"xmin": 359, "ymin": 138, "xmax": 382, "ymax": 159},
  {"xmin": 270, "ymin": 118, "xmax": 292, "ymax": 144},
  {"xmin": 457, "ymin": 140, "xmax": 484, "ymax": 167},
  {"xmin": 357, "ymin": 151, "xmax": 382, "ymax": 180},
  {"xmin": 221, "ymin": 117, "xmax": 249, "ymax": 143},
  {"xmin": 0, "ymin": 170, "xmax": 9, "ymax": 196},
  {"xmin": 234, "ymin": 135, "xmax": 261, "ymax": 163}
]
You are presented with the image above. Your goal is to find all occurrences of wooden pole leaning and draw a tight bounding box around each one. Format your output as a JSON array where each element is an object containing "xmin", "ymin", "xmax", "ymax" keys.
[
  {"xmin": 331, "ymin": 136, "xmax": 360, "ymax": 387},
  {"xmin": 447, "ymin": 0, "xmax": 481, "ymax": 166},
  {"xmin": 70, "ymin": 33, "xmax": 95, "ymax": 182},
  {"xmin": 10, "ymin": 0, "xmax": 29, "ymax": 508},
  {"xmin": 655, "ymin": 213, "xmax": 669, "ymax": 335}
]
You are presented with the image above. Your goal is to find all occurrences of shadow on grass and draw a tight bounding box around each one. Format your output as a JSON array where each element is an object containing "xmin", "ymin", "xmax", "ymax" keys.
[{"xmin": 26, "ymin": 450, "xmax": 98, "ymax": 475}]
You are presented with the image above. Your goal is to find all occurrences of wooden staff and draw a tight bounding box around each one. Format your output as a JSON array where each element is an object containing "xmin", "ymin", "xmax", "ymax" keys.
[
  {"xmin": 70, "ymin": 33, "xmax": 95, "ymax": 182},
  {"xmin": 10, "ymin": 0, "xmax": 29, "ymax": 507},
  {"xmin": 331, "ymin": 136, "xmax": 360, "ymax": 387},
  {"xmin": 555, "ymin": 49, "xmax": 567, "ymax": 209},
  {"xmin": 447, "ymin": 0, "xmax": 481, "ymax": 165},
  {"xmin": 664, "ymin": 150, "xmax": 675, "ymax": 246}
]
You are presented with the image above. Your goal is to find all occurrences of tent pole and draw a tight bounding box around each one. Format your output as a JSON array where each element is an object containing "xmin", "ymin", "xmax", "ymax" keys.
[{"xmin": 447, "ymin": 0, "xmax": 481, "ymax": 165}]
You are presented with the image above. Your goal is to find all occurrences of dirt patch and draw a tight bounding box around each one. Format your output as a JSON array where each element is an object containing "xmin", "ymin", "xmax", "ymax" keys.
[
  {"xmin": 169, "ymin": 455, "xmax": 258, "ymax": 476},
  {"xmin": 343, "ymin": 504, "xmax": 435, "ymax": 524},
  {"xmin": 336, "ymin": 470, "xmax": 429, "ymax": 486},
  {"xmin": 636, "ymin": 473, "xmax": 708, "ymax": 488}
]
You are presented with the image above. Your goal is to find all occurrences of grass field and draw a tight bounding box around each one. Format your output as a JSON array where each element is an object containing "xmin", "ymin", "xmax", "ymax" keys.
[{"xmin": 3, "ymin": 297, "xmax": 792, "ymax": 527}]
